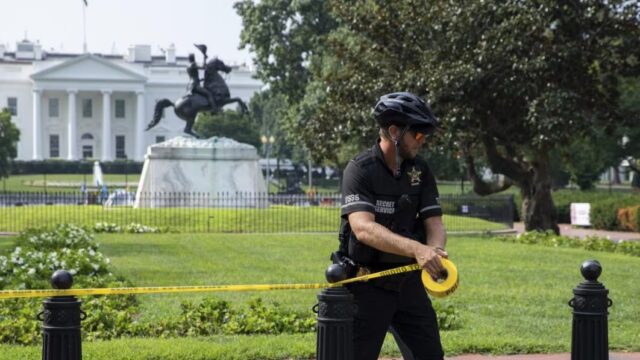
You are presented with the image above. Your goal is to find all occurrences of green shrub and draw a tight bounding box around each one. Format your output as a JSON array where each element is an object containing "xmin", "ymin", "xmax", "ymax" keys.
[
  {"xmin": 10, "ymin": 160, "xmax": 143, "ymax": 175},
  {"xmin": 591, "ymin": 196, "xmax": 640, "ymax": 230},
  {"xmin": 0, "ymin": 224, "xmax": 139, "ymax": 345},
  {"xmin": 550, "ymin": 190, "xmax": 632, "ymax": 224},
  {"xmin": 93, "ymin": 222, "xmax": 165, "ymax": 234},
  {"xmin": 432, "ymin": 301, "xmax": 461, "ymax": 330},
  {"xmin": 591, "ymin": 198, "xmax": 621, "ymax": 230},
  {"xmin": 500, "ymin": 231, "xmax": 640, "ymax": 256}
]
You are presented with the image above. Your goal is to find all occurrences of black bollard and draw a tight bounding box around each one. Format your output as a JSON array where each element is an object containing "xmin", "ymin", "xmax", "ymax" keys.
[
  {"xmin": 39, "ymin": 270, "xmax": 84, "ymax": 360},
  {"xmin": 568, "ymin": 260, "xmax": 612, "ymax": 360},
  {"xmin": 315, "ymin": 287, "xmax": 354, "ymax": 360}
]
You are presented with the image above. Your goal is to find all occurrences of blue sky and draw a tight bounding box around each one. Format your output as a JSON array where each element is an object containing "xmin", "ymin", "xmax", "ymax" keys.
[{"xmin": 0, "ymin": 0, "xmax": 252, "ymax": 64}]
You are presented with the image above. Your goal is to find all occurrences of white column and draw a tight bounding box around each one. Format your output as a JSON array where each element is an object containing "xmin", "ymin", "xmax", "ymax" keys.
[
  {"xmin": 135, "ymin": 90, "xmax": 146, "ymax": 160},
  {"xmin": 32, "ymin": 89, "xmax": 42, "ymax": 160},
  {"xmin": 67, "ymin": 90, "xmax": 78, "ymax": 160},
  {"xmin": 101, "ymin": 90, "xmax": 112, "ymax": 161}
]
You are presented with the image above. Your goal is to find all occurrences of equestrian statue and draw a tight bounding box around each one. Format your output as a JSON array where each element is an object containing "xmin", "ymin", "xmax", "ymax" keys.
[{"xmin": 145, "ymin": 44, "xmax": 248, "ymax": 138}]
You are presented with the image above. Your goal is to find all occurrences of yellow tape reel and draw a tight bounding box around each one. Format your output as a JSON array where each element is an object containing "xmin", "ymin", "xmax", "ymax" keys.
[{"xmin": 421, "ymin": 258, "xmax": 459, "ymax": 298}]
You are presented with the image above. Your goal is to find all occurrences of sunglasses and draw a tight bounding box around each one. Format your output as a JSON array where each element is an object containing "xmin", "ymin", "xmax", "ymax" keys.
[{"xmin": 409, "ymin": 129, "xmax": 428, "ymax": 142}]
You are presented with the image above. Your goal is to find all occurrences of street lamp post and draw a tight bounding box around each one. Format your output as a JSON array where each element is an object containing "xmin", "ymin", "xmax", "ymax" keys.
[
  {"xmin": 123, "ymin": 155, "xmax": 128, "ymax": 190},
  {"xmin": 260, "ymin": 135, "xmax": 275, "ymax": 191}
]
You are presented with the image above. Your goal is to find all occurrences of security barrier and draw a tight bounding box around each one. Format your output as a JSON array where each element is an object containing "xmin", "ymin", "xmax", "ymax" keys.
[
  {"xmin": 568, "ymin": 260, "xmax": 612, "ymax": 360},
  {"xmin": 0, "ymin": 259, "xmax": 613, "ymax": 359},
  {"xmin": 3, "ymin": 263, "xmax": 444, "ymax": 360}
]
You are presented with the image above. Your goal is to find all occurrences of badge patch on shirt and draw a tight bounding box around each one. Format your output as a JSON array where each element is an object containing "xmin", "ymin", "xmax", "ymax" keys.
[{"xmin": 408, "ymin": 166, "xmax": 421, "ymax": 186}]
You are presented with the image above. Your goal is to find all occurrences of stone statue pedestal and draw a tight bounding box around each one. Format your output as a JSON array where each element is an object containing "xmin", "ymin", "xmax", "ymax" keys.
[{"xmin": 134, "ymin": 136, "xmax": 267, "ymax": 208}]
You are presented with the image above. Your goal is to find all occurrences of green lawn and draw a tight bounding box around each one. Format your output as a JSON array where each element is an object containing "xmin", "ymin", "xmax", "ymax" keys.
[
  {"xmin": 1, "ymin": 174, "xmax": 140, "ymax": 192},
  {"xmin": 0, "ymin": 205, "xmax": 507, "ymax": 233},
  {"xmin": 2, "ymin": 174, "xmax": 477, "ymax": 195},
  {"xmin": 0, "ymin": 233, "xmax": 638, "ymax": 359}
]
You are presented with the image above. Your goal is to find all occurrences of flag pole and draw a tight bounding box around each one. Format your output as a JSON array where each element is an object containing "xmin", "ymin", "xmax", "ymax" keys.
[{"xmin": 82, "ymin": 0, "xmax": 88, "ymax": 53}]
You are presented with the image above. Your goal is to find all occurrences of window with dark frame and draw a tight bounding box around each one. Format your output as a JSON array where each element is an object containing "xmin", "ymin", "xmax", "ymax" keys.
[
  {"xmin": 82, "ymin": 145, "xmax": 93, "ymax": 159},
  {"xmin": 49, "ymin": 98, "xmax": 59, "ymax": 118},
  {"xmin": 155, "ymin": 135, "xmax": 165, "ymax": 143},
  {"xmin": 7, "ymin": 97, "xmax": 17, "ymax": 116},
  {"xmin": 82, "ymin": 98, "xmax": 92, "ymax": 118},
  {"xmin": 115, "ymin": 135, "xmax": 126, "ymax": 159},
  {"xmin": 115, "ymin": 99, "xmax": 125, "ymax": 118},
  {"xmin": 49, "ymin": 134, "xmax": 60, "ymax": 158}
]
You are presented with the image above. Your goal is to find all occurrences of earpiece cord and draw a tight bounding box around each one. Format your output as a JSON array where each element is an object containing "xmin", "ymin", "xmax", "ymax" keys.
[{"xmin": 394, "ymin": 127, "xmax": 410, "ymax": 178}]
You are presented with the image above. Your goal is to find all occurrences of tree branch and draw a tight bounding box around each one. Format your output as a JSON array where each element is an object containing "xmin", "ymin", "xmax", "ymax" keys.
[
  {"xmin": 462, "ymin": 145, "xmax": 514, "ymax": 195},
  {"xmin": 481, "ymin": 133, "xmax": 529, "ymax": 183}
]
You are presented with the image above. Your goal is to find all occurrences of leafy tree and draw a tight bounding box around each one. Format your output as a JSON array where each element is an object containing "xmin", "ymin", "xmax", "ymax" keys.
[
  {"xmin": 562, "ymin": 134, "xmax": 618, "ymax": 190},
  {"xmin": 618, "ymin": 77, "xmax": 640, "ymax": 189},
  {"xmin": 0, "ymin": 109, "xmax": 20, "ymax": 179},
  {"xmin": 235, "ymin": 0, "xmax": 355, "ymax": 173},
  {"xmin": 248, "ymin": 90, "xmax": 292, "ymax": 160},
  {"xmin": 235, "ymin": 0, "xmax": 335, "ymax": 105},
  {"xmin": 194, "ymin": 110, "xmax": 260, "ymax": 148},
  {"xmin": 305, "ymin": 1, "xmax": 640, "ymax": 232}
]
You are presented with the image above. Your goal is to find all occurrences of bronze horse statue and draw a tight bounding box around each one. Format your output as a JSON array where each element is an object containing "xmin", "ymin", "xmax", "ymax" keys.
[{"xmin": 145, "ymin": 57, "xmax": 248, "ymax": 138}]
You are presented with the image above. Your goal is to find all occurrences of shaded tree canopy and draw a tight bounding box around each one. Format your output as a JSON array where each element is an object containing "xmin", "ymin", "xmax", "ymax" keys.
[
  {"xmin": 238, "ymin": 0, "xmax": 640, "ymax": 231},
  {"xmin": 317, "ymin": 1, "xmax": 640, "ymax": 231}
]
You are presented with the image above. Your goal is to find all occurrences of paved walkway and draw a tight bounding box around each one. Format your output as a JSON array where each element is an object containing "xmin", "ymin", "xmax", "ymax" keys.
[
  {"xmin": 445, "ymin": 352, "xmax": 640, "ymax": 360},
  {"xmin": 513, "ymin": 222, "xmax": 640, "ymax": 242},
  {"xmin": 381, "ymin": 353, "xmax": 640, "ymax": 360}
]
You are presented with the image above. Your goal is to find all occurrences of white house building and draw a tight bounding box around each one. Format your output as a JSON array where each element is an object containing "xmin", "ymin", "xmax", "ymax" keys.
[{"xmin": 0, "ymin": 39, "xmax": 263, "ymax": 162}]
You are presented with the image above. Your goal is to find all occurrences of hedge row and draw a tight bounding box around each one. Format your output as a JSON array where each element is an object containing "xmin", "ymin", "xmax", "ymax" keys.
[
  {"xmin": 10, "ymin": 160, "xmax": 143, "ymax": 175},
  {"xmin": 499, "ymin": 231, "xmax": 640, "ymax": 257},
  {"xmin": 525, "ymin": 189, "xmax": 640, "ymax": 232}
]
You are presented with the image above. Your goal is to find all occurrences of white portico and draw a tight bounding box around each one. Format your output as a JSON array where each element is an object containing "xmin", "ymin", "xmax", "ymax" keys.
[
  {"xmin": 30, "ymin": 54, "xmax": 147, "ymax": 161},
  {"xmin": 0, "ymin": 40, "xmax": 263, "ymax": 162}
]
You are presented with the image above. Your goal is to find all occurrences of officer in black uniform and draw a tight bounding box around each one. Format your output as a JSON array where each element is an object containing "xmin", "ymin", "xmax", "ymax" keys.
[{"xmin": 339, "ymin": 92, "xmax": 447, "ymax": 360}]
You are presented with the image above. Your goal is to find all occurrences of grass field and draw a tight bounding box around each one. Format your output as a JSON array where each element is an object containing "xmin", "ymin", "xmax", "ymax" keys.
[
  {"xmin": 0, "ymin": 233, "xmax": 638, "ymax": 359},
  {"xmin": 1, "ymin": 174, "xmax": 141, "ymax": 192},
  {"xmin": 2, "ymin": 174, "xmax": 479, "ymax": 194},
  {"xmin": 0, "ymin": 205, "xmax": 507, "ymax": 233}
]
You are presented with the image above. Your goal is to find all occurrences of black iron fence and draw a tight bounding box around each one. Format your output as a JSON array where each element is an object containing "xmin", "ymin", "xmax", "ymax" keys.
[{"xmin": 0, "ymin": 192, "xmax": 514, "ymax": 233}]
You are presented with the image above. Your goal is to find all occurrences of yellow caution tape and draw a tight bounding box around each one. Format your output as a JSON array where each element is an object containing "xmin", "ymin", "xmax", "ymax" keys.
[
  {"xmin": 421, "ymin": 258, "xmax": 459, "ymax": 298},
  {"xmin": 0, "ymin": 261, "xmax": 458, "ymax": 299}
]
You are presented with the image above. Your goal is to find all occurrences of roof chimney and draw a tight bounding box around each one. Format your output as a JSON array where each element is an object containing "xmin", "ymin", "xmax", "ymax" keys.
[
  {"xmin": 127, "ymin": 44, "xmax": 151, "ymax": 62},
  {"xmin": 165, "ymin": 43, "xmax": 176, "ymax": 64},
  {"xmin": 34, "ymin": 42, "xmax": 43, "ymax": 60}
]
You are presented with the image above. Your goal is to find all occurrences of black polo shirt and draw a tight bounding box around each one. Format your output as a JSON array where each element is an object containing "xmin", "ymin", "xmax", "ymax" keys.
[{"xmin": 340, "ymin": 141, "xmax": 442, "ymax": 264}]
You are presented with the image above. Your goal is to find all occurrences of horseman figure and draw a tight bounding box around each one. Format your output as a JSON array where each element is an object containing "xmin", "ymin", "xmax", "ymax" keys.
[
  {"xmin": 146, "ymin": 44, "xmax": 248, "ymax": 138},
  {"xmin": 187, "ymin": 50, "xmax": 216, "ymax": 112}
]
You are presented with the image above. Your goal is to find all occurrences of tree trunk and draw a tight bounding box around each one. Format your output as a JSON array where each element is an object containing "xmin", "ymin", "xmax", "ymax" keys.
[
  {"xmin": 520, "ymin": 157, "xmax": 560, "ymax": 234},
  {"xmin": 466, "ymin": 137, "xmax": 559, "ymax": 233}
]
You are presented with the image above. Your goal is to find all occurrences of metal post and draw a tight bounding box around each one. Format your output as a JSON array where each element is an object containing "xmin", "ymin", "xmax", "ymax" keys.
[
  {"xmin": 568, "ymin": 260, "xmax": 612, "ymax": 360},
  {"xmin": 39, "ymin": 270, "xmax": 84, "ymax": 360},
  {"xmin": 314, "ymin": 287, "xmax": 354, "ymax": 360}
]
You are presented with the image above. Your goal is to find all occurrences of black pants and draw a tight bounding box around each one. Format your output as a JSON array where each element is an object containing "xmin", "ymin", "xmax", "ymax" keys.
[{"xmin": 347, "ymin": 271, "xmax": 444, "ymax": 360}]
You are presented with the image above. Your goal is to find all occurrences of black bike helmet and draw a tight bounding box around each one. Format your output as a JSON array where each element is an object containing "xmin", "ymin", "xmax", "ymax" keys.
[
  {"xmin": 373, "ymin": 92, "xmax": 438, "ymax": 132},
  {"xmin": 374, "ymin": 92, "xmax": 438, "ymax": 178}
]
